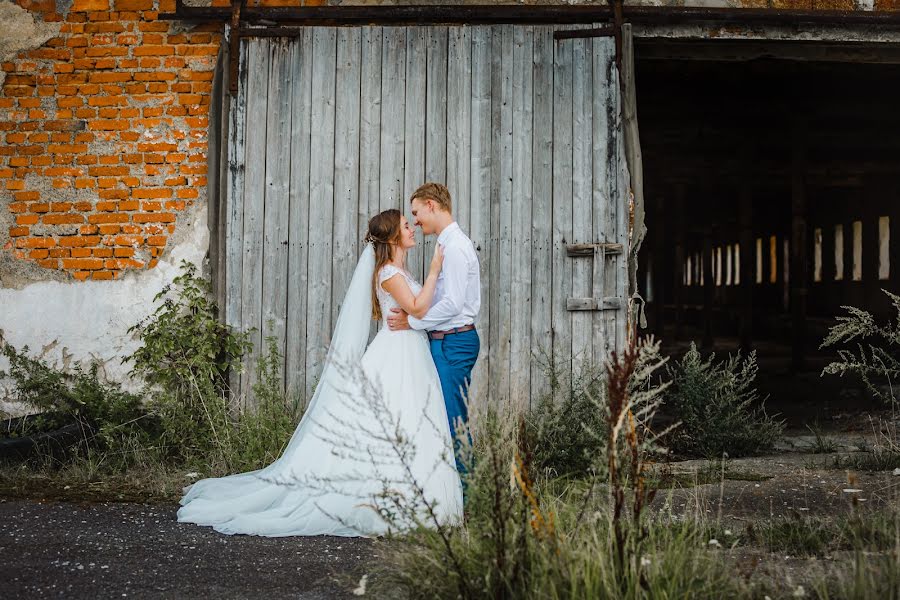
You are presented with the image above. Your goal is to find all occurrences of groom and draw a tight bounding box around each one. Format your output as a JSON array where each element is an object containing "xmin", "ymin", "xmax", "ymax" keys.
[{"xmin": 387, "ymin": 182, "xmax": 481, "ymax": 474}]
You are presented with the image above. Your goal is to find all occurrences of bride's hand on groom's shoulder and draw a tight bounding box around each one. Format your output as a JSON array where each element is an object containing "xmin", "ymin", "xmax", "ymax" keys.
[{"xmin": 429, "ymin": 244, "xmax": 444, "ymax": 277}]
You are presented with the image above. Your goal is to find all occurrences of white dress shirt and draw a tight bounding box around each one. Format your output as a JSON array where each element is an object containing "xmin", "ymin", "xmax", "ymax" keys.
[{"xmin": 408, "ymin": 222, "xmax": 481, "ymax": 332}]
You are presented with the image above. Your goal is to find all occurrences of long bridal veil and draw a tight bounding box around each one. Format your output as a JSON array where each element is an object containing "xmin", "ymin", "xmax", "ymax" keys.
[
  {"xmin": 270, "ymin": 242, "xmax": 376, "ymax": 464},
  {"xmin": 177, "ymin": 244, "xmax": 386, "ymax": 536}
]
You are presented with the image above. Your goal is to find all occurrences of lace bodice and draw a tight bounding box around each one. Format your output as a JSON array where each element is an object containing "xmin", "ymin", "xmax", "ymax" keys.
[{"xmin": 377, "ymin": 264, "xmax": 422, "ymax": 325}]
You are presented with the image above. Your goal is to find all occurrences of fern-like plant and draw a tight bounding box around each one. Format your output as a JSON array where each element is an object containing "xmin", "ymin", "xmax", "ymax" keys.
[{"xmin": 820, "ymin": 289, "xmax": 900, "ymax": 405}]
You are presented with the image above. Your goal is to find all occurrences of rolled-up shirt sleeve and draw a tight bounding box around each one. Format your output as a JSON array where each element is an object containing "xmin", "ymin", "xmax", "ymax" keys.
[{"xmin": 408, "ymin": 244, "xmax": 468, "ymax": 331}]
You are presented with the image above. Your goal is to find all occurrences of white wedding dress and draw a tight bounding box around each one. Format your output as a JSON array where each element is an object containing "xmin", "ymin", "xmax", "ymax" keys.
[{"xmin": 177, "ymin": 246, "xmax": 463, "ymax": 537}]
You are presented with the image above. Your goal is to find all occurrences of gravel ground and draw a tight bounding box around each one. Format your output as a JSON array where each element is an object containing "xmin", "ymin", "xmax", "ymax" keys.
[{"xmin": 0, "ymin": 499, "xmax": 374, "ymax": 599}]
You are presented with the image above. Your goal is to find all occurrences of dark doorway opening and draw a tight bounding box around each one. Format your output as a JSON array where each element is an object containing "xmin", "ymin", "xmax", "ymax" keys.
[{"xmin": 635, "ymin": 41, "xmax": 900, "ymax": 428}]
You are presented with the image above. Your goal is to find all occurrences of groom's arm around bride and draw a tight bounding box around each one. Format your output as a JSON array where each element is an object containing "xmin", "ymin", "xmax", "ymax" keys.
[{"xmin": 388, "ymin": 183, "xmax": 481, "ymax": 473}]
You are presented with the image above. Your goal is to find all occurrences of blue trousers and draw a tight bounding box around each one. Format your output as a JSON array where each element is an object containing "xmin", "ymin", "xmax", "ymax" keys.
[{"xmin": 429, "ymin": 328, "xmax": 480, "ymax": 475}]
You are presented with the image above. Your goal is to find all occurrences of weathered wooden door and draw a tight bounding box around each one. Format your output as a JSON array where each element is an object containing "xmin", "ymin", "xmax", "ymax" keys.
[{"xmin": 224, "ymin": 25, "xmax": 634, "ymax": 408}]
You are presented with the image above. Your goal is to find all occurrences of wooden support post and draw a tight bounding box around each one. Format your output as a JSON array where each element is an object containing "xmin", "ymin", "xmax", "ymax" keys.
[
  {"xmin": 651, "ymin": 192, "xmax": 666, "ymax": 336},
  {"xmin": 862, "ymin": 178, "xmax": 882, "ymax": 307},
  {"xmin": 673, "ymin": 184, "xmax": 686, "ymax": 340},
  {"xmin": 790, "ymin": 129, "xmax": 808, "ymax": 372},
  {"xmin": 891, "ymin": 184, "xmax": 900, "ymax": 291},
  {"xmin": 702, "ymin": 225, "xmax": 714, "ymax": 350},
  {"xmin": 844, "ymin": 209, "xmax": 857, "ymax": 309},
  {"xmin": 739, "ymin": 185, "xmax": 753, "ymax": 353}
]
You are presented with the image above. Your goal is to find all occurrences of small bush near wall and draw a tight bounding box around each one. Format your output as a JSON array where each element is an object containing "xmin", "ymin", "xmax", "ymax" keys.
[
  {"xmin": 1, "ymin": 338, "xmax": 156, "ymax": 469},
  {"xmin": 1, "ymin": 262, "xmax": 303, "ymax": 477},
  {"xmin": 664, "ymin": 344, "xmax": 784, "ymax": 459}
]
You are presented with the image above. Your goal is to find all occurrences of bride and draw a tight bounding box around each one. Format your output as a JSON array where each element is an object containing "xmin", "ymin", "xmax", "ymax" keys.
[{"xmin": 177, "ymin": 208, "xmax": 463, "ymax": 537}]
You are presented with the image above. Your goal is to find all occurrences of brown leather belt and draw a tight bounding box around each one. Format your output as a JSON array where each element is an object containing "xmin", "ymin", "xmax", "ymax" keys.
[{"xmin": 427, "ymin": 324, "xmax": 476, "ymax": 341}]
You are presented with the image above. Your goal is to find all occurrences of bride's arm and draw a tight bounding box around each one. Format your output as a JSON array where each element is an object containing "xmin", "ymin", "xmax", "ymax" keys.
[{"xmin": 381, "ymin": 246, "xmax": 443, "ymax": 319}]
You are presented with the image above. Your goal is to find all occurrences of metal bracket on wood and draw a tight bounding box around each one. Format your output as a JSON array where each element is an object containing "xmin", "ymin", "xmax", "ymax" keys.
[
  {"xmin": 567, "ymin": 297, "xmax": 622, "ymax": 311},
  {"xmin": 565, "ymin": 243, "xmax": 622, "ymax": 257},
  {"xmin": 565, "ymin": 243, "xmax": 622, "ymax": 310}
]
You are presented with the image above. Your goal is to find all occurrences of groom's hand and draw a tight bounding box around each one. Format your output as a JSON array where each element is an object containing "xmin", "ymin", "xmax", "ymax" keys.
[{"xmin": 387, "ymin": 308, "xmax": 411, "ymax": 331}]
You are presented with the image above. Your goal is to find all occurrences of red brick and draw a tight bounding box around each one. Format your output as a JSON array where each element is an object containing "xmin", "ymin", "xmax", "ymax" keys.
[
  {"xmin": 88, "ymin": 213, "xmax": 129, "ymax": 224},
  {"xmin": 43, "ymin": 214, "xmax": 84, "ymax": 225},
  {"xmin": 132, "ymin": 212, "xmax": 175, "ymax": 223},
  {"xmin": 133, "ymin": 46, "xmax": 175, "ymax": 57},
  {"xmin": 88, "ymin": 72, "xmax": 132, "ymax": 83},
  {"xmin": 62, "ymin": 258, "xmax": 104, "ymax": 270},
  {"xmin": 133, "ymin": 188, "xmax": 172, "ymax": 199},
  {"xmin": 96, "ymin": 224, "xmax": 120, "ymax": 235},
  {"xmin": 9, "ymin": 226, "xmax": 29, "ymax": 237},
  {"xmin": 16, "ymin": 237, "xmax": 55, "ymax": 249},
  {"xmin": 59, "ymin": 236, "xmax": 100, "ymax": 247},
  {"xmin": 112, "ymin": 234, "xmax": 143, "ymax": 246}
]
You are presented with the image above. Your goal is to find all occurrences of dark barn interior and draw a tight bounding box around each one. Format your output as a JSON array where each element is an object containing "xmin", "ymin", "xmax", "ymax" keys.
[{"xmin": 635, "ymin": 39, "xmax": 900, "ymax": 426}]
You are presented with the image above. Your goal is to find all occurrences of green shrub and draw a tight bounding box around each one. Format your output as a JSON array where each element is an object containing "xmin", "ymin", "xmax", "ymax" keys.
[
  {"xmin": 821, "ymin": 289, "xmax": 900, "ymax": 406},
  {"xmin": 221, "ymin": 335, "xmax": 305, "ymax": 474},
  {"xmin": 526, "ymin": 365, "xmax": 608, "ymax": 478},
  {"xmin": 0, "ymin": 339, "xmax": 156, "ymax": 468},
  {"xmin": 124, "ymin": 260, "xmax": 252, "ymax": 465},
  {"xmin": 663, "ymin": 343, "xmax": 784, "ymax": 459}
]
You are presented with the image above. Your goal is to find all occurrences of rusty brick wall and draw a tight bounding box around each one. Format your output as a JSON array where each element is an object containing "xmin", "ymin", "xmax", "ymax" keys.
[{"xmin": 0, "ymin": 0, "xmax": 228, "ymax": 282}]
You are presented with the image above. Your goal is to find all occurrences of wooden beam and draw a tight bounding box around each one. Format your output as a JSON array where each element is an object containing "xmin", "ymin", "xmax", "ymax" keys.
[
  {"xmin": 790, "ymin": 125, "xmax": 808, "ymax": 372},
  {"xmin": 739, "ymin": 185, "xmax": 753, "ymax": 353}
]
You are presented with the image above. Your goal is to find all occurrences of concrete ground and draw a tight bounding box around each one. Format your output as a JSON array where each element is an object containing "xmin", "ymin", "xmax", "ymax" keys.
[{"xmin": 0, "ymin": 499, "xmax": 373, "ymax": 599}]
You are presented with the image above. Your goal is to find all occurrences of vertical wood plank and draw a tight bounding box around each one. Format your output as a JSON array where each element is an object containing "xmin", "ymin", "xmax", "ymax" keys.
[
  {"xmin": 424, "ymin": 27, "xmax": 448, "ymax": 269},
  {"xmin": 261, "ymin": 40, "xmax": 292, "ymax": 393},
  {"xmin": 286, "ymin": 31, "xmax": 313, "ymax": 400},
  {"xmin": 551, "ymin": 28, "xmax": 574, "ymax": 395},
  {"xmin": 333, "ymin": 28, "xmax": 362, "ymax": 328},
  {"xmin": 225, "ymin": 39, "xmax": 248, "ymax": 397},
  {"xmin": 571, "ymin": 33, "xmax": 593, "ymax": 378},
  {"xmin": 530, "ymin": 26, "xmax": 553, "ymax": 403},
  {"xmin": 285, "ymin": 29, "xmax": 312, "ymax": 395},
  {"xmin": 493, "ymin": 25, "xmax": 514, "ymax": 407},
  {"xmin": 591, "ymin": 34, "xmax": 615, "ymax": 364},
  {"xmin": 468, "ymin": 25, "xmax": 492, "ymax": 406},
  {"xmin": 488, "ymin": 26, "xmax": 503, "ymax": 406},
  {"xmin": 404, "ymin": 26, "xmax": 427, "ymax": 280},
  {"xmin": 380, "ymin": 27, "xmax": 406, "ymax": 212},
  {"xmin": 509, "ymin": 25, "xmax": 533, "ymax": 408},
  {"xmin": 358, "ymin": 27, "xmax": 383, "ymax": 248},
  {"xmin": 614, "ymin": 35, "xmax": 628, "ymax": 352},
  {"xmin": 447, "ymin": 26, "xmax": 472, "ymax": 235},
  {"xmin": 305, "ymin": 27, "xmax": 337, "ymax": 399},
  {"xmin": 239, "ymin": 39, "xmax": 270, "ymax": 405}
]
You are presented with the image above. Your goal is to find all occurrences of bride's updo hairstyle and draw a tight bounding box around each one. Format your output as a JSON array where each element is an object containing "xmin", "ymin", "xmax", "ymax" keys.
[{"xmin": 365, "ymin": 208, "xmax": 402, "ymax": 320}]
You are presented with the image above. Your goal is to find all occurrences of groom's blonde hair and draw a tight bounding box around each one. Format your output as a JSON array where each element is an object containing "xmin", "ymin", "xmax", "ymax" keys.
[{"xmin": 410, "ymin": 182, "xmax": 452, "ymax": 214}]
